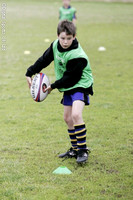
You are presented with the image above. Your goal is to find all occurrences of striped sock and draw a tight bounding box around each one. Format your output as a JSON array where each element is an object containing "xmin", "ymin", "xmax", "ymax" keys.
[
  {"xmin": 74, "ymin": 123, "xmax": 87, "ymax": 150},
  {"xmin": 68, "ymin": 129, "xmax": 77, "ymax": 150}
]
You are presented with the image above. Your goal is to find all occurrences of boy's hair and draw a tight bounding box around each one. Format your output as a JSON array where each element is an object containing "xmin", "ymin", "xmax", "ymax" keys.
[{"xmin": 57, "ymin": 20, "xmax": 76, "ymax": 36}]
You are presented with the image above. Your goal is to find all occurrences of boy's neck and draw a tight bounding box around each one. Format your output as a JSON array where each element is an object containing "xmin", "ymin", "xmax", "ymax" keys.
[
  {"xmin": 58, "ymin": 38, "xmax": 78, "ymax": 52},
  {"xmin": 63, "ymin": 5, "xmax": 71, "ymax": 9}
]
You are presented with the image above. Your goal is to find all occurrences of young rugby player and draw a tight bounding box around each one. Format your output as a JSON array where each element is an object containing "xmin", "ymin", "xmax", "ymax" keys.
[
  {"xmin": 59, "ymin": 0, "xmax": 76, "ymax": 25},
  {"xmin": 26, "ymin": 20, "xmax": 93, "ymax": 164}
]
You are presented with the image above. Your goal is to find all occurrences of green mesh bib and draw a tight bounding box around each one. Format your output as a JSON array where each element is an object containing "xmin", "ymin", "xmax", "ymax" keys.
[
  {"xmin": 59, "ymin": 7, "xmax": 76, "ymax": 21},
  {"xmin": 53, "ymin": 39, "xmax": 93, "ymax": 92}
]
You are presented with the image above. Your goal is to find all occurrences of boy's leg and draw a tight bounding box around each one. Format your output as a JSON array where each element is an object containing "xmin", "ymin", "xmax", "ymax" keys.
[
  {"xmin": 72, "ymin": 100, "xmax": 86, "ymax": 150},
  {"xmin": 63, "ymin": 105, "xmax": 73, "ymax": 130},
  {"xmin": 64, "ymin": 105, "xmax": 78, "ymax": 150},
  {"xmin": 72, "ymin": 100, "xmax": 90, "ymax": 163},
  {"xmin": 58, "ymin": 105, "xmax": 77, "ymax": 158},
  {"xmin": 72, "ymin": 100, "xmax": 84, "ymax": 125}
]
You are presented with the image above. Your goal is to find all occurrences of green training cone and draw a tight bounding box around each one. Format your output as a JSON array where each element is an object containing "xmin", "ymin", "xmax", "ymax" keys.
[{"xmin": 52, "ymin": 166, "xmax": 72, "ymax": 174}]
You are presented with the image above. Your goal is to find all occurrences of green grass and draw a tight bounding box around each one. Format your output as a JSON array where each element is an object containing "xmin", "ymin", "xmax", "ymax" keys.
[{"xmin": 0, "ymin": 0, "xmax": 133, "ymax": 199}]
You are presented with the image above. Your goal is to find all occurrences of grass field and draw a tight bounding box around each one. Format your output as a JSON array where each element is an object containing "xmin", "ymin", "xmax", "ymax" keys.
[{"xmin": 0, "ymin": 0, "xmax": 133, "ymax": 199}]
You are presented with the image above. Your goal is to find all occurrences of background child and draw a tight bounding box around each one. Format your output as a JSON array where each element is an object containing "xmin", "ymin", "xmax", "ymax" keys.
[
  {"xmin": 59, "ymin": 0, "xmax": 76, "ymax": 25},
  {"xmin": 26, "ymin": 20, "xmax": 93, "ymax": 164}
]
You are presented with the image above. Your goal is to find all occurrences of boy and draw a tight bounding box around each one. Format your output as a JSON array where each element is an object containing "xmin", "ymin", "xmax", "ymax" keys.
[
  {"xmin": 26, "ymin": 20, "xmax": 93, "ymax": 164},
  {"xmin": 59, "ymin": 0, "xmax": 76, "ymax": 25}
]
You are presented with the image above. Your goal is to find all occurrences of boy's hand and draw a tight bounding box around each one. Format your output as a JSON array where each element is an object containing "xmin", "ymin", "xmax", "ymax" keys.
[
  {"xmin": 26, "ymin": 76, "xmax": 32, "ymax": 88},
  {"xmin": 43, "ymin": 85, "xmax": 52, "ymax": 94}
]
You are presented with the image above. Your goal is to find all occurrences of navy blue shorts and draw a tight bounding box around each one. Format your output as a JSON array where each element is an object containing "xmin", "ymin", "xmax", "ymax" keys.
[{"xmin": 61, "ymin": 92, "xmax": 90, "ymax": 106}]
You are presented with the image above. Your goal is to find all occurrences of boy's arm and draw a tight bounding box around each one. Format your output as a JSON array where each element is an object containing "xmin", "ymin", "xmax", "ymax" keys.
[
  {"xmin": 51, "ymin": 58, "xmax": 87, "ymax": 89},
  {"xmin": 25, "ymin": 42, "xmax": 54, "ymax": 77},
  {"xmin": 59, "ymin": 7, "xmax": 61, "ymax": 20},
  {"xmin": 72, "ymin": 18, "xmax": 76, "ymax": 26},
  {"xmin": 72, "ymin": 8, "xmax": 76, "ymax": 25}
]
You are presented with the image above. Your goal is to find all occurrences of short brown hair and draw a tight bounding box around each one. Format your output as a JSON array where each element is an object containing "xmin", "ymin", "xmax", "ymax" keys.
[{"xmin": 57, "ymin": 20, "xmax": 76, "ymax": 36}]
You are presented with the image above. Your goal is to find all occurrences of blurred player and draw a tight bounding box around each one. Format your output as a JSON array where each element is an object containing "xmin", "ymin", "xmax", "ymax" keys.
[{"xmin": 59, "ymin": 0, "xmax": 76, "ymax": 25}]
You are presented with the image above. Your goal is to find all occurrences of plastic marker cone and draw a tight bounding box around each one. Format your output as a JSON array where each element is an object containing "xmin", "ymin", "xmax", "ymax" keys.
[
  {"xmin": 98, "ymin": 46, "xmax": 106, "ymax": 51},
  {"xmin": 53, "ymin": 166, "xmax": 72, "ymax": 174},
  {"xmin": 44, "ymin": 38, "xmax": 50, "ymax": 43},
  {"xmin": 24, "ymin": 50, "xmax": 31, "ymax": 55}
]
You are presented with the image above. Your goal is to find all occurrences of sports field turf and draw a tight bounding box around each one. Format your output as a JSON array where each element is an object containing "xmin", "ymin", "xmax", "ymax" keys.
[{"xmin": 0, "ymin": 0, "xmax": 133, "ymax": 199}]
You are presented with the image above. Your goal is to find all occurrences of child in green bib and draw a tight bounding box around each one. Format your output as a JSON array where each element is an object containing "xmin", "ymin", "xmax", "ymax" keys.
[
  {"xmin": 26, "ymin": 20, "xmax": 93, "ymax": 164},
  {"xmin": 59, "ymin": 0, "xmax": 76, "ymax": 25}
]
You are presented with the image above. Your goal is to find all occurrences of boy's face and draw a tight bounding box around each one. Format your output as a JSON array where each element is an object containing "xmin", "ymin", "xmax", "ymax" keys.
[
  {"xmin": 58, "ymin": 32, "xmax": 75, "ymax": 49},
  {"xmin": 63, "ymin": 0, "xmax": 70, "ymax": 8}
]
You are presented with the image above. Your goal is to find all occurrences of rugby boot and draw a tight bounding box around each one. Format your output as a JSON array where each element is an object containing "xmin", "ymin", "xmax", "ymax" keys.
[
  {"xmin": 58, "ymin": 147, "xmax": 77, "ymax": 158},
  {"xmin": 76, "ymin": 148, "xmax": 90, "ymax": 164}
]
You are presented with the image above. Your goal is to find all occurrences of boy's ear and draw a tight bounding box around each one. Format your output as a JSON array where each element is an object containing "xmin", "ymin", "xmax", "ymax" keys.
[{"xmin": 73, "ymin": 35, "xmax": 76, "ymax": 40}]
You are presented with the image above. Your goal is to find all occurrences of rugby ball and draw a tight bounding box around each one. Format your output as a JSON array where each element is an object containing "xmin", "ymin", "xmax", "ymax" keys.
[{"xmin": 30, "ymin": 73, "xmax": 50, "ymax": 102}]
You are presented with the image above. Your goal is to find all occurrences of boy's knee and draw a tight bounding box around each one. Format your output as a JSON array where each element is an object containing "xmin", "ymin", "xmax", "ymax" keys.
[
  {"xmin": 64, "ymin": 114, "xmax": 71, "ymax": 124},
  {"xmin": 72, "ymin": 112, "xmax": 81, "ymax": 124}
]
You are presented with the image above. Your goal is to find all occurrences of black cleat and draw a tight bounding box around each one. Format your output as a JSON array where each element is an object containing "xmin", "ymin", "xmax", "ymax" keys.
[
  {"xmin": 58, "ymin": 147, "xmax": 77, "ymax": 158},
  {"xmin": 76, "ymin": 149, "xmax": 90, "ymax": 164}
]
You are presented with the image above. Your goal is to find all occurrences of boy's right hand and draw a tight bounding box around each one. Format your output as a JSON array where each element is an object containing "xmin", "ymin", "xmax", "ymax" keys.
[{"xmin": 26, "ymin": 76, "xmax": 32, "ymax": 88}]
